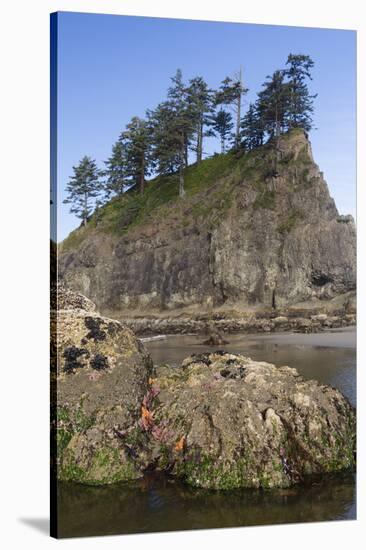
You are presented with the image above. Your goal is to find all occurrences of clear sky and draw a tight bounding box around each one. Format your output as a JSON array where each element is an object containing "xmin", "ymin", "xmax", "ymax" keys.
[{"xmin": 55, "ymin": 12, "xmax": 356, "ymax": 241}]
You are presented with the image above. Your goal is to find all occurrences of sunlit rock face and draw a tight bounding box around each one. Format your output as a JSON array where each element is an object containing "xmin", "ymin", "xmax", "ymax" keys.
[{"xmin": 59, "ymin": 129, "xmax": 356, "ymax": 315}]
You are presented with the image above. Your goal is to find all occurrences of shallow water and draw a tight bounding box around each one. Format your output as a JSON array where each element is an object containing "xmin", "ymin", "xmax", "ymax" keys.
[
  {"xmin": 57, "ymin": 328, "xmax": 356, "ymax": 538},
  {"xmin": 147, "ymin": 327, "xmax": 356, "ymax": 406},
  {"xmin": 58, "ymin": 472, "xmax": 355, "ymax": 538}
]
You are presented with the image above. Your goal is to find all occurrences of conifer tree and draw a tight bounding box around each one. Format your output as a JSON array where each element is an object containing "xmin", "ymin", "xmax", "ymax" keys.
[
  {"xmin": 147, "ymin": 102, "xmax": 178, "ymax": 176},
  {"xmin": 63, "ymin": 156, "xmax": 102, "ymax": 226},
  {"xmin": 167, "ymin": 69, "xmax": 195, "ymax": 181},
  {"xmin": 240, "ymin": 102, "xmax": 264, "ymax": 150},
  {"xmin": 216, "ymin": 68, "xmax": 248, "ymax": 148},
  {"xmin": 186, "ymin": 76, "xmax": 214, "ymax": 163},
  {"xmin": 122, "ymin": 116, "xmax": 151, "ymax": 194},
  {"xmin": 257, "ymin": 70, "xmax": 290, "ymax": 141},
  {"xmin": 149, "ymin": 69, "xmax": 195, "ymax": 197},
  {"xmin": 284, "ymin": 54, "xmax": 316, "ymax": 132},
  {"xmin": 103, "ymin": 136, "xmax": 127, "ymax": 199},
  {"xmin": 210, "ymin": 108, "xmax": 234, "ymax": 153}
]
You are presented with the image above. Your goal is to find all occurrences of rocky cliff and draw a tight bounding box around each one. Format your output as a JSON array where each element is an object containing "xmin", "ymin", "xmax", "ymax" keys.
[{"xmin": 59, "ymin": 129, "xmax": 356, "ymax": 316}]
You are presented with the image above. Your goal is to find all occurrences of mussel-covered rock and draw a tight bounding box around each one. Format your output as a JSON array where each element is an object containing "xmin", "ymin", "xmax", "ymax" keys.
[{"xmin": 52, "ymin": 286, "xmax": 153, "ymax": 485}]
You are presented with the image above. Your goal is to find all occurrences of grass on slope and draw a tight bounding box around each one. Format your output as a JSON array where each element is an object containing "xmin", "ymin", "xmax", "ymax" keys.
[
  {"xmin": 61, "ymin": 151, "xmax": 242, "ymax": 251},
  {"xmin": 61, "ymin": 129, "xmax": 308, "ymax": 252}
]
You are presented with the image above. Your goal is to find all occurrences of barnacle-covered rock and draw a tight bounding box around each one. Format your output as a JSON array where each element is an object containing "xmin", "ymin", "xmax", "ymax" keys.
[{"xmin": 52, "ymin": 286, "xmax": 153, "ymax": 484}]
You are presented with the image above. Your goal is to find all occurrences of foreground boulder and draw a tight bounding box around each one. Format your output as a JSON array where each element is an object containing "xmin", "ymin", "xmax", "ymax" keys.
[
  {"xmin": 52, "ymin": 286, "xmax": 153, "ymax": 485},
  {"xmin": 52, "ymin": 288, "xmax": 355, "ymax": 489},
  {"xmin": 147, "ymin": 352, "xmax": 355, "ymax": 490}
]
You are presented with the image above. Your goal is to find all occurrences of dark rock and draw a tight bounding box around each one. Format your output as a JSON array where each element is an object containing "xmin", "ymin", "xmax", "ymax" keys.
[
  {"xmin": 63, "ymin": 346, "xmax": 90, "ymax": 374},
  {"xmin": 84, "ymin": 316, "xmax": 107, "ymax": 341},
  {"xmin": 90, "ymin": 353, "xmax": 109, "ymax": 371}
]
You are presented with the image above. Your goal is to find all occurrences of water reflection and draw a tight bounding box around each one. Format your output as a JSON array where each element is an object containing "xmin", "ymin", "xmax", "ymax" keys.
[{"xmin": 58, "ymin": 472, "xmax": 355, "ymax": 538}]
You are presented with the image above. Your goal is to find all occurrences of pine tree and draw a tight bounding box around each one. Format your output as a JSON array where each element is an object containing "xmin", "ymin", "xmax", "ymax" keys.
[
  {"xmin": 63, "ymin": 156, "xmax": 102, "ymax": 226},
  {"xmin": 240, "ymin": 102, "xmax": 264, "ymax": 151},
  {"xmin": 122, "ymin": 116, "xmax": 151, "ymax": 194},
  {"xmin": 257, "ymin": 70, "xmax": 290, "ymax": 141},
  {"xmin": 210, "ymin": 108, "xmax": 234, "ymax": 153},
  {"xmin": 147, "ymin": 102, "xmax": 179, "ymax": 175},
  {"xmin": 103, "ymin": 135, "xmax": 127, "ymax": 199},
  {"xmin": 285, "ymin": 54, "xmax": 316, "ymax": 132},
  {"xmin": 149, "ymin": 69, "xmax": 195, "ymax": 197},
  {"xmin": 167, "ymin": 69, "xmax": 195, "ymax": 191},
  {"xmin": 216, "ymin": 68, "xmax": 248, "ymax": 148},
  {"xmin": 186, "ymin": 76, "xmax": 214, "ymax": 163}
]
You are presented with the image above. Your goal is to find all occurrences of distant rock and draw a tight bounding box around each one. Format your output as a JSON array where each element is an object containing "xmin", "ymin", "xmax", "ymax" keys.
[
  {"xmin": 202, "ymin": 333, "xmax": 229, "ymax": 346},
  {"xmin": 294, "ymin": 318, "xmax": 313, "ymax": 333},
  {"xmin": 202, "ymin": 322, "xmax": 229, "ymax": 346},
  {"xmin": 273, "ymin": 316, "xmax": 289, "ymax": 327}
]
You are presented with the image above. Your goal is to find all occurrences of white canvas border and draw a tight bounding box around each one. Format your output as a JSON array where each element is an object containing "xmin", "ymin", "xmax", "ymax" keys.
[{"xmin": 0, "ymin": 1, "xmax": 364, "ymax": 548}]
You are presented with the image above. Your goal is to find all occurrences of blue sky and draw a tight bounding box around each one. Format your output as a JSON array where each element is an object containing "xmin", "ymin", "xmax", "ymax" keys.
[{"xmin": 55, "ymin": 12, "xmax": 356, "ymax": 240}]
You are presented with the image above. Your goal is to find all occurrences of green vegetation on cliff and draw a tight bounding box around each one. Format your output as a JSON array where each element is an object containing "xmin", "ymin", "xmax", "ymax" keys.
[
  {"xmin": 61, "ymin": 128, "xmax": 308, "ymax": 252},
  {"xmin": 63, "ymin": 55, "xmax": 316, "ymax": 230},
  {"xmin": 58, "ymin": 124, "xmax": 356, "ymax": 314}
]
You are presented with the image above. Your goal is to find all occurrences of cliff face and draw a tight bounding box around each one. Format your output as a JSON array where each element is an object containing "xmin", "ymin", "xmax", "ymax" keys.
[{"xmin": 59, "ymin": 129, "xmax": 356, "ymax": 314}]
